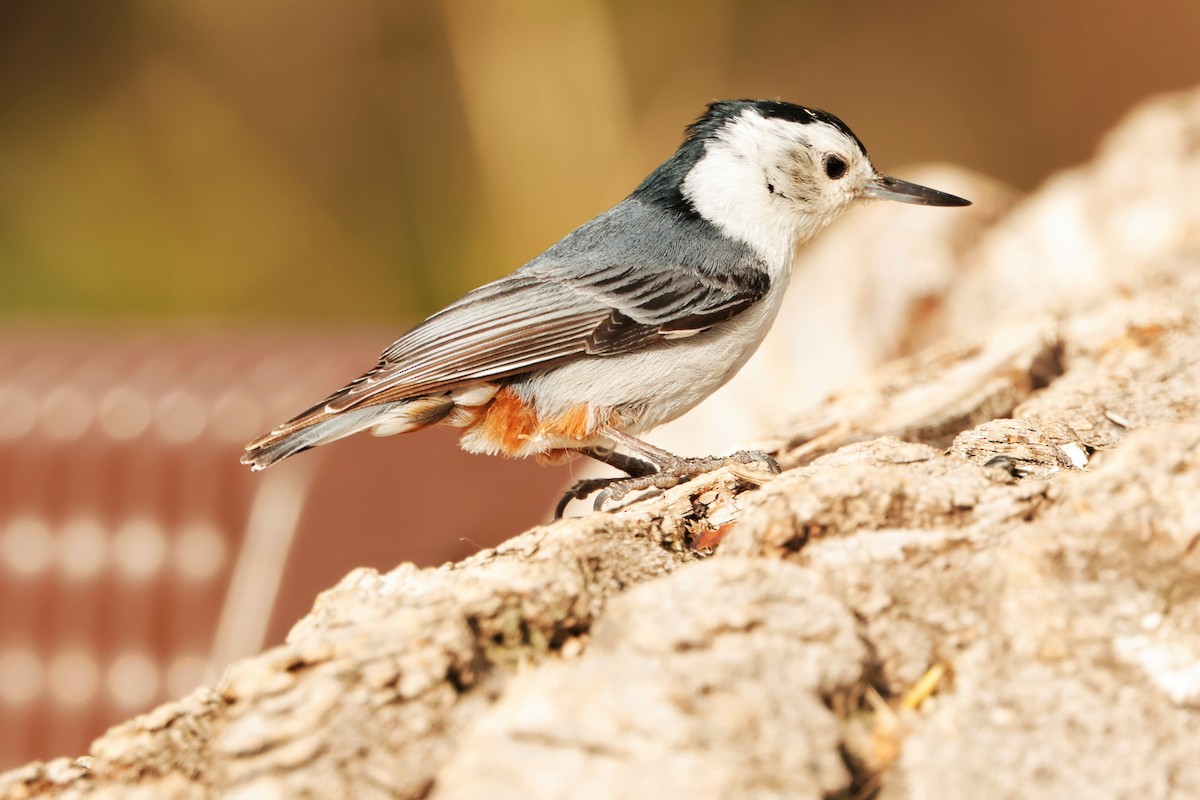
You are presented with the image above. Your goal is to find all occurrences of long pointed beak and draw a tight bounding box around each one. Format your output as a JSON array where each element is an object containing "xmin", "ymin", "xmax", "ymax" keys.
[{"xmin": 865, "ymin": 174, "xmax": 971, "ymax": 207}]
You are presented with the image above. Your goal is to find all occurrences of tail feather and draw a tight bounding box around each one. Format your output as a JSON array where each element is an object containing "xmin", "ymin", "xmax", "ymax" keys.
[
  {"xmin": 242, "ymin": 382, "xmax": 498, "ymax": 471},
  {"xmin": 241, "ymin": 404, "xmax": 398, "ymax": 471}
]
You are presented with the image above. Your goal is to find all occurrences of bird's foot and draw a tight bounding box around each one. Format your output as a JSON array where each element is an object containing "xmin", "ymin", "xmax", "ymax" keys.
[{"xmin": 554, "ymin": 450, "xmax": 780, "ymax": 518}]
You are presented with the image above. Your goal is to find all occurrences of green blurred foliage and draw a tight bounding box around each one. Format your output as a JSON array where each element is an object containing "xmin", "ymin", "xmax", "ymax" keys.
[{"xmin": 1, "ymin": 0, "xmax": 1198, "ymax": 323}]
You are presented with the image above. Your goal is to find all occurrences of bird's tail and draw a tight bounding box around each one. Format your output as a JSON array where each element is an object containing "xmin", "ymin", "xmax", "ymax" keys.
[
  {"xmin": 241, "ymin": 394, "xmax": 459, "ymax": 471},
  {"xmin": 241, "ymin": 404, "xmax": 389, "ymax": 471}
]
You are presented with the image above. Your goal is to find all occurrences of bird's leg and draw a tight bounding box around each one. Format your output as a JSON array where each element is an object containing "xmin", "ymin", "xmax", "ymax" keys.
[
  {"xmin": 553, "ymin": 445, "xmax": 656, "ymax": 519},
  {"xmin": 594, "ymin": 427, "xmax": 782, "ymax": 507},
  {"xmin": 578, "ymin": 445, "xmax": 658, "ymax": 478},
  {"xmin": 554, "ymin": 426, "xmax": 781, "ymax": 518},
  {"xmin": 598, "ymin": 426, "xmax": 781, "ymax": 482}
]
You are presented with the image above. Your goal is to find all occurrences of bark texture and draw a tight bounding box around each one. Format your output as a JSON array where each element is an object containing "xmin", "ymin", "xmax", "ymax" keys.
[{"xmin": 6, "ymin": 87, "xmax": 1200, "ymax": 799}]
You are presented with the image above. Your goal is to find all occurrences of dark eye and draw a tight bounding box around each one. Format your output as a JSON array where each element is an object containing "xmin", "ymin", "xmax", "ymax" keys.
[{"xmin": 824, "ymin": 155, "xmax": 847, "ymax": 180}]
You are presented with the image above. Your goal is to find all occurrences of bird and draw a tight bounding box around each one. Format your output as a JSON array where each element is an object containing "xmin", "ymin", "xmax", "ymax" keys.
[{"xmin": 242, "ymin": 99, "xmax": 970, "ymax": 515}]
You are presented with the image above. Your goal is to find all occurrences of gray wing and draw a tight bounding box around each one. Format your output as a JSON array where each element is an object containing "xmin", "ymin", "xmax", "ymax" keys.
[{"xmin": 325, "ymin": 200, "xmax": 770, "ymax": 413}]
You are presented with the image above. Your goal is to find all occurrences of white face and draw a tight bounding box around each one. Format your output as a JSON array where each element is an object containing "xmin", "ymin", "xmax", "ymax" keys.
[{"xmin": 681, "ymin": 109, "xmax": 875, "ymax": 268}]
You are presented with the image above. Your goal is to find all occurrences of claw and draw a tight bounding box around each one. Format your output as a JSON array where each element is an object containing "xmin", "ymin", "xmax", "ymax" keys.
[
  {"xmin": 553, "ymin": 492, "xmax": 574, "ymax": 520},
  {"xmin": 555, "ymin": 476, "xmax": 622, "ymax": 519},
  {"xmin": 732, "ymin": 450, "xmax": 781, "ymax": 474}
]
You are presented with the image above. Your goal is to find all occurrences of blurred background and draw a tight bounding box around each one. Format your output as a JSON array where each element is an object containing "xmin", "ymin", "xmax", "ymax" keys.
[{"xmin": 2, "ymin": 0, "xmax": 1199, "ymax": 772}]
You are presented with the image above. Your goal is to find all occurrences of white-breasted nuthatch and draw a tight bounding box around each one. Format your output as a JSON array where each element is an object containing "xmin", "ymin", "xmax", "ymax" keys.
[{"xmin": 242, "ymin": 99, "xmax": 970, "ymax": 513}]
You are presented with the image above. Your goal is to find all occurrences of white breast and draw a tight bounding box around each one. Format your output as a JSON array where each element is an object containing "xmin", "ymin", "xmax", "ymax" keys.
[{"xmin": 508, "ymin": 281, "xmax": 789, "ymax": 453}]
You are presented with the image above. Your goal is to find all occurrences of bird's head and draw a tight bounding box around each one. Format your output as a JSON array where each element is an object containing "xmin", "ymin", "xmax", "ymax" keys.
[{"xmin": 632, "ymin": 99, "xmax": 969, "ymax": 265}]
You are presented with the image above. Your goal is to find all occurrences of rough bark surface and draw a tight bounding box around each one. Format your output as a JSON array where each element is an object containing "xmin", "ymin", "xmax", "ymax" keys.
[{"xmin": 6, "ymin": 87, "xmax": 1200, "ymax": 800}]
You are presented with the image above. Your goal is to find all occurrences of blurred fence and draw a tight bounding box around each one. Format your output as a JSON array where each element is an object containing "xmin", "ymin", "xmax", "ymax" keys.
[{"xmin": 0, "ymin": 329, "xmax": 566, "ymax": 770}]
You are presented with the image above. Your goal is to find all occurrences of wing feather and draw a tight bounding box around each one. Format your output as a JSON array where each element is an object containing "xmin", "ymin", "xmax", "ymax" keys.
[{"xmin": 324, "ymin": 199, "xmax": 772, "ymax": 413}]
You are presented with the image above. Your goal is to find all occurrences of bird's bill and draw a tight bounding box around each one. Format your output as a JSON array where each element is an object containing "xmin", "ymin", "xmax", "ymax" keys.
[{"xmin": 865, "ymin": 174, "xmax": 971, "ymax": 206}]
